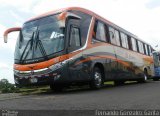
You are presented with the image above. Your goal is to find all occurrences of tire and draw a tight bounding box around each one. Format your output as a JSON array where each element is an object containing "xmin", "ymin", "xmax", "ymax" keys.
[
  {"xmin": 138, "ymin": 69, "xmax": 148, "ymax": 83},
  {"xmin": 114, "ymin": 81, "xmax": 125, "ymax": 86},
  {"xmin": 50, "ymin": 84, "xmax": 63, "ymax": 92},
  {"xmin": 89, "ymin": 67, "xmax": 103, "ymax": 89}
]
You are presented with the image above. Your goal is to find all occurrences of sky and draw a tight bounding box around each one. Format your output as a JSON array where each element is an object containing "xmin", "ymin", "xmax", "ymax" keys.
[{"xmin": 0, "ymin": 0, "xmax": 160, "ymax": 83}]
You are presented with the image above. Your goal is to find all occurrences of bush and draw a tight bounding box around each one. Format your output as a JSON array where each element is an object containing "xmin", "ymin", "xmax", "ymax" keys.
[{"xmin": 0, "ymin": 79, "xmax": 19, "ymax": 93}]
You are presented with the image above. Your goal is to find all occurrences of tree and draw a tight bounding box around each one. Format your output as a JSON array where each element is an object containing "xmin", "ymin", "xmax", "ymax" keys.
[{"xmin": 0, "ymin": 78, "xmax": 19, "ymax": 93}]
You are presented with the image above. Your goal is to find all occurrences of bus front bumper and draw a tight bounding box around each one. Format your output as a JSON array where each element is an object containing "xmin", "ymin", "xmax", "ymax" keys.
[
  {"xmin": 14, "ymin": 73, "xmax": 61, "ymax": 86},
  {"xmin": 14, "ymin": 65, "xmax": 68, "ymax": 87}
]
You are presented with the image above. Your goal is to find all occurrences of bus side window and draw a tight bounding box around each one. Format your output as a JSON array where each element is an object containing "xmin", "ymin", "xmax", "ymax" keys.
[
  {"xmin": 127, "ymin": 36, "xmax": 132, "ymax": 50},
  {"xmin": 148, "ymin": 46, "xmax": 152, "ymax": 56},
  {"xmin": 69, "ymin": 26, "xmax": 81, "ymax": 47},
  {"xmin": 131, "ymin": 37, "xmax": 137, "ymax": 52},
  {"xmin": 143, "ymin": 43, "xmax": 147, "ymax": 55},
  {"xmin": 109, "ymin": 27, "xmax": 116, "ymax": 45},
  {"xmin": 136, "ymin": 39, "xmax": 139, "ymax": 52},
  {"xmin": 144, "ymin": 44, "xmax": 149, "ymax": 55},
  {"xmin": 137, "ymin": 41, "xmax": 144, "ymax": 54},
  {"xmin": 115, "ymin": 29, "xmax": 120, "ymax": 46},
  {"xmin": 94, "ymin": 20, "xmax": 107, "ymax": 42},
  {"xmin": 109, "ymin": 27, "xmax": 120, "ymax": 46},
  {"xmin": 120, "ymin": 32, "xmax": 129, "ymax": 49}
]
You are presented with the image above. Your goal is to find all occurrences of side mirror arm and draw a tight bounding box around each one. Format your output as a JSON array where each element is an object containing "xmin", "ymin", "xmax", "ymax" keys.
[{"xmin": 3, "ymin": 27, "xmax": 21, "ymax": 43}]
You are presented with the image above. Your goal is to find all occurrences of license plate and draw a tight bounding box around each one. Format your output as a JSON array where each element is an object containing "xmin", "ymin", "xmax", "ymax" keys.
[{"xmin": 30, "ymin": 78, "xmax": 38, "ymax": 83}]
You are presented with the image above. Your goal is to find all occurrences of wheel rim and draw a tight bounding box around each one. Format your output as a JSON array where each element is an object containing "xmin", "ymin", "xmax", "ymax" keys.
[
  {"xmin": 144, "ymin": 70, "xmax": 148, "ymax": 81},
  {"xmin": 144, "ymin": 74, "xmax": 147, "ymax": 81},
  {"xmin": 94, "ymin": 72, "xmax": 102, "ymax": 87}
]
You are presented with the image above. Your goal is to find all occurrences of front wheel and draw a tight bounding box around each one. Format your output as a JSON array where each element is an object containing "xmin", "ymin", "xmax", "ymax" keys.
[{"xmin": 89, "ymin": 67, "xmax": 103, "ymax": 89}]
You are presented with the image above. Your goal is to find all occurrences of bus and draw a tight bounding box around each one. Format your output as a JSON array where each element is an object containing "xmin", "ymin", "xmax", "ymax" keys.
[
  {"xmin": 153, "ymin": 51, "xmax": 160, "ymax": 81},
  {"xmin": 3, "ymin": 7, "xmax": 154, "ymax": 91}
]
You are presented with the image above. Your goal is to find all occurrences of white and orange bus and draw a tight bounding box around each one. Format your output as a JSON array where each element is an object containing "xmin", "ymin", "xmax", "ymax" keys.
[{"xmin": 3, "ymin": 7, "xmax": 154, "ymax": 91}]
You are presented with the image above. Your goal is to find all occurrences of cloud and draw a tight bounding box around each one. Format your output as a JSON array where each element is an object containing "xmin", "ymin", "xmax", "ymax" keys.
[
  {"xmin": 9, "ymin": 10, "xmax": 24, "ymax": 24},
  {"xmin": 0, "ymin": 0, "xmax": 39, "ymax": 13},
  {"xmin": 0, "ymin": 62, "xmax": 10, "ymax": 70},
  {"xmin": 0, "ymin": 62, "xmax": 14, "ymax": 83},
  {"xmin": 0, "ymin": 19, "xmax": 19, "ymax": 52},
  {"xmin": 146, "ymin": 0, "xmax": 160, "ymax": 9}
]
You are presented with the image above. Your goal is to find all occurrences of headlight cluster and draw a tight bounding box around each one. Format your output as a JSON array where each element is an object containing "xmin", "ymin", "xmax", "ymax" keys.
[{"xmin": 14, "ymin": 60, "xmax": 69, "ymax": 77}]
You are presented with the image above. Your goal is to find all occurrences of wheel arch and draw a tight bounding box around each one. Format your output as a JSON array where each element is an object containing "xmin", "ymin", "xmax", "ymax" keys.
[{"xmin": 93, "ymin": 62, "xmax": 105, "ymax": 81}]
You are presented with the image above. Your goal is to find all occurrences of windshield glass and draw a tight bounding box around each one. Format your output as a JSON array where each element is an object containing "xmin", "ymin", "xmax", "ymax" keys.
[
  {"xmin": 15, "ymin": 14, "xmax": 65, "ymax": 63},
  {"xmin": 153, "ymin": 52, "xmax": 160, "ymax": 67}
]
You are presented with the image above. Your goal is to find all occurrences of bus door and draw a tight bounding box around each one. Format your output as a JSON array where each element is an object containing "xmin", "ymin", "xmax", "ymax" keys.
[{"xmin": 66, "ymin": 18, "xmax": 84, "ymax": 81}]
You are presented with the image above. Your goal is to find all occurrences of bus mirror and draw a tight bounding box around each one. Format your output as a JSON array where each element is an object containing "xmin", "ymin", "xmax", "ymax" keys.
[{"xmin": 3, "ymin": 27, "xmax": 21, "ymax": 43}]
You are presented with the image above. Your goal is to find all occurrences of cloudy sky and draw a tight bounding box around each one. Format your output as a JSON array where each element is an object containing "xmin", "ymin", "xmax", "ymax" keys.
[{"xmin": 0, "ymin": 0, "xmax": 160, "ymax": 83}]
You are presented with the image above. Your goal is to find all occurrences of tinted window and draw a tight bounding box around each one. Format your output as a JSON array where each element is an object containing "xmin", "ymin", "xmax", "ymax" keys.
[
  {"xmin": 131, "ymin": 38, "xmax": 137, "ymax": 51},
  {"xmin": 144, "ymin": 44, "xmax": 149, "ymax": 55},
  {"xmin": 138, "ymin": 41, "xmax": 144, "ymax": 54},
  {"xmin": 15, "ymin": 14, "xmax": 65, "ymax": 62},
  {"xmin": 109, "ymin": 27, "xmax": 116, "ymax": 44},
  {"xmin": 148, "ymin": 46, "xmax": 152, "ymax": 56},
  {"xmin": 69, "ymin": 26, "xmax": 81, "ymax": 47},
  {"xmin": 95, "ymin": 21, "xmax": 107, "ymax": 41},
  {"xmin": 70, "ymin": 11, "xmax": 91, "ymax": 46},
  {"xmin": 120, "ymin": 32, "xmax": 128, "ymax": 49},
  {"xmin": 128, "ymin": 36, "xmax": 132, "ymax": 50},
  {"xmin": 115, "ymin": 30, "xmax": 120, "ymax": 46},
  {"xmin": 109, "ymin": 27, "xmax": 120, "ymax": 46}
]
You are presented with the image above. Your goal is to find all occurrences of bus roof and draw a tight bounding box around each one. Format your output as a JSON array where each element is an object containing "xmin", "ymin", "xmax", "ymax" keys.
[{"xmin": 26, "ymin": 7, "xmax": 150, "ymax": 46}]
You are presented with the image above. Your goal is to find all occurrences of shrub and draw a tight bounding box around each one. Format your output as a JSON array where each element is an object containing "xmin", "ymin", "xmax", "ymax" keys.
[{"xmin": 0, "ymin": 79, "xmax": 19, "ymax": 93}]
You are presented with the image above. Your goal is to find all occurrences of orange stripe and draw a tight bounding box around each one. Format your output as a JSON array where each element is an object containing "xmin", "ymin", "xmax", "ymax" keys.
[
  {"xmin": 14, "ymin": 51, "xmax": 80, "ymax": 71},
  {"xmin": 75, "ymin": 55, "xmax": 131, "ymax": 68},
  {"xmin": 14, "ymin": 43, "xmax": 152, "ymax": 71}
]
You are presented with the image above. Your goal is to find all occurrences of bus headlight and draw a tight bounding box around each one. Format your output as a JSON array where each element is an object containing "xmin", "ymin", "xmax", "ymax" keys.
[{"xmin": 49, "ymin": 60, "xmax": 68, "ymax": 71}]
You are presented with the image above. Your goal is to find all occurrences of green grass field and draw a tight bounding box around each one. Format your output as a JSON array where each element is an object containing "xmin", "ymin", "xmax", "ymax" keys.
[{"xmin": 16, "ymin": 81, "xmax": 137, "ymax": 95}]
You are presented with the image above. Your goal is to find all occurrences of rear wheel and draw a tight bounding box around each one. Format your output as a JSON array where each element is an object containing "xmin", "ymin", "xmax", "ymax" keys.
[
  {"xmin": 138, "ymin": 69, "xmax": 148, "ymax": 83},
  {"xmin": 89, "ymin": 67, "xmax": 103, "ymax": 89}
]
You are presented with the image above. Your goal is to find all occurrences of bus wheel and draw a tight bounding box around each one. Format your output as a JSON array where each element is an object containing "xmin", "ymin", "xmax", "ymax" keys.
[
  {"xmin": 114, "ymin": 81, "xmax": 125, "ymax": 86},
  {"xmin": 90, "ymin": 67, "xmax": 103, "ymax": 89},
  {"xmin": 138, "ymin": 69, "xmax": 148, "ymax": 83},
  {"xmin": 50, "ymin": 84, "xmax": 63, "ymax": 92}
]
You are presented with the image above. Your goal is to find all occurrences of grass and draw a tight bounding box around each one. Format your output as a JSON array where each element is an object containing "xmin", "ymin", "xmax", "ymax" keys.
[
  {"xmin": 17, "ymin": 81, "xmax": 136, "ymax": 95},
  {"xmin": 19, "ymin": 86, "xmax": 50, "ymax": 95},
  {"xmin": 104, "ymin": 81, "xmax": 114, "ymax": 85}
]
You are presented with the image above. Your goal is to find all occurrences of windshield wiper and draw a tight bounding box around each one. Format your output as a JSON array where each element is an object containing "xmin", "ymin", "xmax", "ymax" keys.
[
  {"xmin": 19, "ymin": 32, "xmax": 34, "ymax": 63},
  {"xmin": 35, "ymin": 30, "xmax": 49, "ymax": 60},
  {"xmin": 19, "ymin": 29, "xmax": 48, "ymax": 63}
]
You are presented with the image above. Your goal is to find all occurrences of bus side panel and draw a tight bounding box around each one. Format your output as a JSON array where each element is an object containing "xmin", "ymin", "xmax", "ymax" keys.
[
  {"xmin": 82, "ymin": 43, "xmax": 117, "ymax": 81},
  {"xmin": 114, "ymin": 46, "xmax": 146, "ymax": 80}
]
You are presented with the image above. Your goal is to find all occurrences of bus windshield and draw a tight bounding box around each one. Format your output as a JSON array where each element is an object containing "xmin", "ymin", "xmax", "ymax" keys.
[
  {"xmin": 14, "ymin": 14, "xmax": 65, "ymax": 63},
  {"xmin": 153, "ymin": 52, "xmax": 160, "ymax": 67}
]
